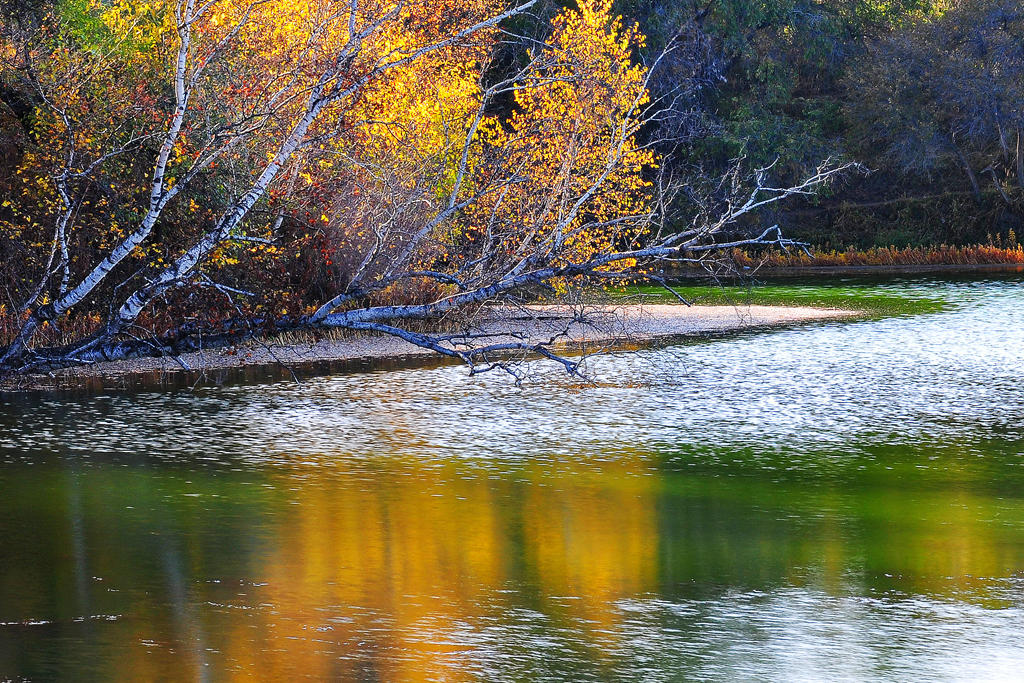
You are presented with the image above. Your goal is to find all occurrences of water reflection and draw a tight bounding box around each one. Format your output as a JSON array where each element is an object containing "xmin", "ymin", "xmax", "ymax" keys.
[
  {"xmin": 2, "ymin": 276, "xmax": 1024, "ymax": 679},
  {"xmin": 0, "ymin": 458, "xmax": 664, "ymax": 679}
]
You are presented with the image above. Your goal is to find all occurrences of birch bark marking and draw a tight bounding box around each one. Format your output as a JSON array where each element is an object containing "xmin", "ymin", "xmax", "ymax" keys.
[{"xmin": 0, "ymin": 1, "xmax": 199, "ymax": 366}]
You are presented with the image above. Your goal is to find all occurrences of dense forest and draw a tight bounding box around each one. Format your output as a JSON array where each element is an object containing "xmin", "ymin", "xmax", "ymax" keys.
[
  {"xmin": 615, "ymin": 0, "xmax": 1024, "ymax": 247},
  {"xmin": 0, "ymin": 0, "xmax": 1021, "ymax": 373}
]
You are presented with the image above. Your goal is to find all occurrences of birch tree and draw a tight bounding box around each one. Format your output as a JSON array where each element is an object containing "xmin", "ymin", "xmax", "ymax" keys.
[{"xmin": 0, "ymin": 0, "xmax": 852, "ymax": 376}]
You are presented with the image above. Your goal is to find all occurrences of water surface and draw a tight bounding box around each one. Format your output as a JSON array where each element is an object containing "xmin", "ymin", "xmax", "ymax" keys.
[{"xmin": 2, "ymin": 276, "xmax": 1023, "ymax": 681}]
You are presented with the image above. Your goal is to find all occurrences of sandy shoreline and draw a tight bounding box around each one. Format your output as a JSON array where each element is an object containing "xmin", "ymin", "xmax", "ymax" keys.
[{"xmin": 2, "ymin": 304, "xmax": 856, "ymax": 391}]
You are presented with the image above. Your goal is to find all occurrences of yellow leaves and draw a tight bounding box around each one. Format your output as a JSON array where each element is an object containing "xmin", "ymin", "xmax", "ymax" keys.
[
  {"xmin": 469, "ymin": 0, "xmax": 655, "ymax": 271},
  {"xmin": 2, "ymin": 0, "xmax": 659, "ymax": 317},
  {"xmin": 93, "ymin": 0, "xmax": 176, "ymax": 59}
]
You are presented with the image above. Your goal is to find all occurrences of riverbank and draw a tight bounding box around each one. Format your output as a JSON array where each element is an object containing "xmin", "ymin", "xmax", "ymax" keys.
[
  {"xmin": 694, "ymin": 263, "xmax": 1024, "ymax": 279},
  {"xmin": 737, "ymin": 245, "xmax": 1024, "ymax": 273},
  {"xmin": 1, "ymin": 303, "xmax": 855, "ymax": 392}
]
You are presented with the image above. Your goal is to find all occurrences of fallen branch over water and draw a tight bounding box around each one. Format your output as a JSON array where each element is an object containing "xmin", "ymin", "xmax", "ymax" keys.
[{"xmin": 2, "ymin": 303, "xmax": 855, "ymax": 390}]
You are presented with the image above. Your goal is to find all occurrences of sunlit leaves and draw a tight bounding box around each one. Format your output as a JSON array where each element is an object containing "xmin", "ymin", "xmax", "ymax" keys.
[
  {"xmin": 465, "ymin": 0, "xmax": 656, "ymax": 277},
  {"xmin": 0, "ymin": 0, "xmax": 660, "ymax": 343}
]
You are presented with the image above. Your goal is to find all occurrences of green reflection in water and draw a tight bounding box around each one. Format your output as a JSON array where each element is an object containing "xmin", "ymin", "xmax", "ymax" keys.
[
  {"xmin": 3, "ymin": 275, "xmax": 1024, "ymax": 680},
  {"xmin": 1, "ymin": 439, "xmax": 1023, "ymax": 680},
  {"xmin": 615, "ymin": 279, "xmax": 949, "ymax": 317}
]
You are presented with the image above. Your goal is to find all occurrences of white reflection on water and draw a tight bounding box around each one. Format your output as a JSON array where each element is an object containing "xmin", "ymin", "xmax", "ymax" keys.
[
  {"xmin": 397, "ymin": 583, "xmax": 1024, "ymax": 681},
  {"xmin": 4, "ymin": 278, "xmax": 1023, "ymax": 469},
  {"xmin": 609, "ymin": 587, "xmax": 1024, "ymax": 682},
  {"xmin": 3, "ymin": 278, "xmax": 1024, "ymax": 680}
]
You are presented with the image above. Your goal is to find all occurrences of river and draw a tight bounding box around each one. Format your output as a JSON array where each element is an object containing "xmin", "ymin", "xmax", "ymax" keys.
[{"xmin": 1, "ymin": 276, "xmax": 1023, "ymax": 680}]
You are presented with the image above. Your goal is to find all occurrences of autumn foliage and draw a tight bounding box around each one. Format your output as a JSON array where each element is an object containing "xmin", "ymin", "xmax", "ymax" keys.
[
  {"xmin": 0, "ymin": 0, "xmax": 658, "ymax": 365},
  {"xmin": 472, "ymin": 2, "xmax": 654, "ymax": 269}
]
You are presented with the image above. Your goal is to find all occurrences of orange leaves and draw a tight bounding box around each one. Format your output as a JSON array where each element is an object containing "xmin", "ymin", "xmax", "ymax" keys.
[{"xmin": 731, "ymin": 242, "xmax": 1024, "ymax": 269}]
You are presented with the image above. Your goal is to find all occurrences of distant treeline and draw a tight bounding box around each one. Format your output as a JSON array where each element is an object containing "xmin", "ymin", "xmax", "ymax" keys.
[
  {"xmin": 1, "ymin": 0, "xmax": 1021, "ymax": 372},
  {"xmin": 611, "ymin": 0, "xmax": 1024, "ymax": 247}
]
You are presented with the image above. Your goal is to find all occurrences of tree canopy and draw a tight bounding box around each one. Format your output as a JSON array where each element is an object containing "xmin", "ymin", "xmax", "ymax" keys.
[{"xmin": 2, "ymin": 0, "xmax": 1019, "ymax": 375}]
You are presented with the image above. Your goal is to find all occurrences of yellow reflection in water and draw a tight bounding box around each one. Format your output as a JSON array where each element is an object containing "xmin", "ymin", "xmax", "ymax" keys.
[
  {"xmin": 13, "ymin": 451, "xmax": 1024, "ymax": 680},
  {"xmin": 521, "ymin": 462, "xmax": 657, "ymax": 650},
  {"xmin": 213, "ymin": 456, "xmax": 659, "ymax": 679}
]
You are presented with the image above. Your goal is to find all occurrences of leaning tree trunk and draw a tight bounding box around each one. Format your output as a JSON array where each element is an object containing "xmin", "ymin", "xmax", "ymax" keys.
[
  {"xmin": 1016, "ymin": 128, "xmax": 1024, "ymax": 190},
  {"xmin": 952, "ymin": 144, "xmax": 983, "ymax": 202}
]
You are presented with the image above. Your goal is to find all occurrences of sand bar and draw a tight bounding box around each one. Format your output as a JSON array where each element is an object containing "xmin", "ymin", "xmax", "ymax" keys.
[{"xmin": 2, "ymin": 303, "xmax": 856, "ymax": 391}]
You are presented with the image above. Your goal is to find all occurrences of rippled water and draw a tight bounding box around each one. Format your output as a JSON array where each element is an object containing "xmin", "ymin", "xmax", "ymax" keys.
[{"xmin": 2, "ymin": 276, "xmax": 1024, "ymax": 680}]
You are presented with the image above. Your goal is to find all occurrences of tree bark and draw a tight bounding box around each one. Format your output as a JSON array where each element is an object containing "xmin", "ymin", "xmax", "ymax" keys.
[
  {"xmin": 1016, "ymin": 127, "xmax": 1024, "ymax": 189},
  {"xmin": 952, "ymin": 144, "xmax": 983, "ymax": 202}
]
